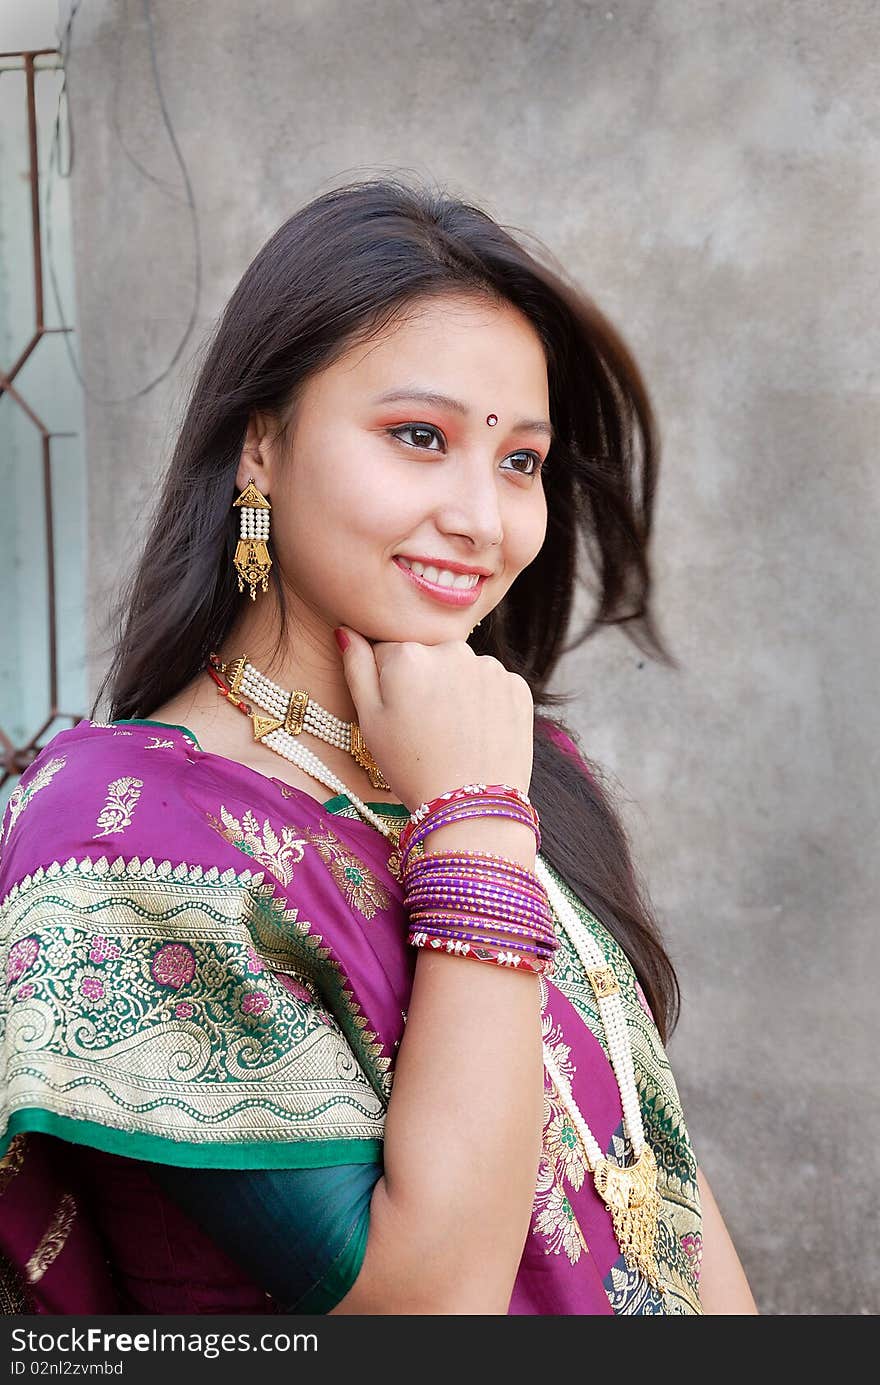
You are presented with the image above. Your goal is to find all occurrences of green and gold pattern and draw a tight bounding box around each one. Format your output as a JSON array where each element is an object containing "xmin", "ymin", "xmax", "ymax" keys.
[
  {"xmin": 0, "ymin": 856, "xmax": 387, "ymax": 1166},
  {"xmin": 534, "ymin": 859, "xmax": 703, "ymax": 1314},
  {"xmin": 205, "ymin": 804, "xmax": 308, "ymax": 887},
  {"xmin": 303, "ymin": 826, "xmax": 392, "ymax": 920}
]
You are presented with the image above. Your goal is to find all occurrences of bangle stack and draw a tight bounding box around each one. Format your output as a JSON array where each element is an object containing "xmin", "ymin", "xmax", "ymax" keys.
[{"xmin": 401, "ymin": 784, "xmax": 557, "ymax": 976}]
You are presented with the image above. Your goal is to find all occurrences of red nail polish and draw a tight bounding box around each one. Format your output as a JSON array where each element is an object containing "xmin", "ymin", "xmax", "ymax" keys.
[{"xmin": 334, "ymin": 627, "xmax": 350, "ymax": 653}]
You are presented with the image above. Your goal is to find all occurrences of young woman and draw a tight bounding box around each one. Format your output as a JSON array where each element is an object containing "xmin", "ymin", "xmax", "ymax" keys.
[{"xmin": 0, "ymin": 179, "xmax": 756, "ymax": 1315}]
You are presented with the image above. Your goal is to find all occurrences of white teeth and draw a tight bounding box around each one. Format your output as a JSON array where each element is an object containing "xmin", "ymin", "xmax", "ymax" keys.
[{"xmin": 398, "ymin": 558, "xmax": 479, "ymax": 590}]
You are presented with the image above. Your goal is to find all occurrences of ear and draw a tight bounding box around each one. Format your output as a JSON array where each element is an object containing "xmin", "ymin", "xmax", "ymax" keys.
[{"xmin": 234, "ymin": 412, "xmax": 277, "ymax": 496}]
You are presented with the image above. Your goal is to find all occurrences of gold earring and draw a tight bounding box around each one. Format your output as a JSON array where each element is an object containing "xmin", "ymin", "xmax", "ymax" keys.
[{"xmin": 232, "ymin": 478, "xmax": 272, "ymax": 600}]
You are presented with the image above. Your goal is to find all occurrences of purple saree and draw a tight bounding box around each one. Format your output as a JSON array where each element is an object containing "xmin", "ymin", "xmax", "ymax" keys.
[{"xmin": 0, "ymin": 718, "xmax": 702, "ymax": 1314}]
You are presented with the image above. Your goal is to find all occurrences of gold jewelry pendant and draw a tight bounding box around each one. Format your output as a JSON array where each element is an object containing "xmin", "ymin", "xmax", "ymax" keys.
[
  {"xmin": 593, "ymin": 1144, "xmax": 664, "ymax": 1293},
  {"xmin": 350, "ymin": 724, "xmax": 391, "ymax": 791},
  {"xmin": 232, "ymin": 482, "xmax": 272, "ymax": 601}
]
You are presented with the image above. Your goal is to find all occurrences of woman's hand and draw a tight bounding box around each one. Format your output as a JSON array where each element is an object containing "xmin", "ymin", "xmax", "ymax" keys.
[{"xmin": 335, "ymin": 627, "xmax": 535, "ymax": 809}]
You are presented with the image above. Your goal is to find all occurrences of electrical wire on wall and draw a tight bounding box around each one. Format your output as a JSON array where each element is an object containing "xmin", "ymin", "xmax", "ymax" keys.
[{"xmin": 47, "ymin": 0, "xmax": 203, "ymax": 405}]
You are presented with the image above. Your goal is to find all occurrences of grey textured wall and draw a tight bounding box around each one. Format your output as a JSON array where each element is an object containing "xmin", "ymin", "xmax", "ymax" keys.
[{"xmin": 64, "ymin": 0, "xmax": 879, "ymax": 1314}]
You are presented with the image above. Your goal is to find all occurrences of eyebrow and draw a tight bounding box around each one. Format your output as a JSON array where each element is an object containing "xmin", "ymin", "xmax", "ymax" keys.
[{"xmin": 372, "ymin": 388, "xmax": 554, "ymax": 441}]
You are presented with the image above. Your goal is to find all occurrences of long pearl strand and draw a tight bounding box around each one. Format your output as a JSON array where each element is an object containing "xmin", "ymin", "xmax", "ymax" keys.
[
  {"xmin": 256, "ymin": 724, "xmax": 395, "ymax": 839},
  {"xmin": 208, "ymin": 653, "xmax": 660, "ymax": 1289}
]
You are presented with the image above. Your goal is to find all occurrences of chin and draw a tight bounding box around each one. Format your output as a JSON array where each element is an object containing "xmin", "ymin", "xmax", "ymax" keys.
[{"xmin": 363, "ymin": 619, "xmax": 474, "ymax": 647}]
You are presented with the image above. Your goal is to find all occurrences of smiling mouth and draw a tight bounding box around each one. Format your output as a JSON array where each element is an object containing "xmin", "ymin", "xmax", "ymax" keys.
[
  {"xmin": 395, "ymin": 556, "xmax": 484, "ymax": 588},
  {"xmin": 393, "ymin": 557, "xmax": 485, "ymax": 606}
]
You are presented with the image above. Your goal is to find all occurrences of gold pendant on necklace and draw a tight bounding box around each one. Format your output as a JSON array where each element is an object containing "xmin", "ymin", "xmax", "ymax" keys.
[{"xmin": 593, "ymin": 1143, "xmax": 665, "ymax": 1293}]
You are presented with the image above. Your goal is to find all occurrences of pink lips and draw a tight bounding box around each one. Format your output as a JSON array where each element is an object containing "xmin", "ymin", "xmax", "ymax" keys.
[{"xmin": 393, "ymin": 557, "xmax": 485, "ymax": 607}]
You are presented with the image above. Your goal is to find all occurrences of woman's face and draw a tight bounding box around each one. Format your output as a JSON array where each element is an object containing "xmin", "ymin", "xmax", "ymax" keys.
[{"xmin": 268, "ymin": 293, "xmax": 551, "ymax": 644}]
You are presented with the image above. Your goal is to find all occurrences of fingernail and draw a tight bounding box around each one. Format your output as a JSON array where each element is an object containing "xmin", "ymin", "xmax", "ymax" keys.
[{"xmin": 334, "ymin": 627, "xmax": 350, "ymax": 653}]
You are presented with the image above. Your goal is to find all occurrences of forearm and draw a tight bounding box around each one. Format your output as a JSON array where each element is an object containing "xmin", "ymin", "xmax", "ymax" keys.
[
  {"xmin": 696, "ymin": 1167, "xmax": 759, "ymax": 1314},
  {"xmin": 331, "ymin": 819, "xmax": 545, "ymax": 1314}
]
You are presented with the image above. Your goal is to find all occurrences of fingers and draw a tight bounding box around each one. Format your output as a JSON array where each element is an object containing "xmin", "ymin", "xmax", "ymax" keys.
[{"xmin": 334, "ymin": 626, "xmax": 380, "ymax": 713}]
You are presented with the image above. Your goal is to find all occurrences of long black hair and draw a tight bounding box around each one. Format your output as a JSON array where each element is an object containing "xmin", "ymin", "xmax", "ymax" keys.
[{"xmin": 93, "ymin": 177, "xmax": 681, "ymax": 1040}]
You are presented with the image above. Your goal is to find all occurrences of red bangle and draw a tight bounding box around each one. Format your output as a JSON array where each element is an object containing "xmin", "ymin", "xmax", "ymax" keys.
[
  {"xmin": 408, "ymin": 930, "xmax": 554, "ymax": 976},
  {"xmin": 399, "ymin": 785, "xmax": 540, "ymax": 858}
]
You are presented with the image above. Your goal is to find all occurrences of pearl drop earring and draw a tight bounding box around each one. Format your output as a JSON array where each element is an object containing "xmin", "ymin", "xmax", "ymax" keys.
[{"xmin": 232, "ymin": 478, "xmax": 272, "ymax": 600}]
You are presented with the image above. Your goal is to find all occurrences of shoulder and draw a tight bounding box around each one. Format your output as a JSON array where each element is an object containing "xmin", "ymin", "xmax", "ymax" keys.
[{"xmin": 0, "ymin": 720, "xmax": 198, "ymax": 889}]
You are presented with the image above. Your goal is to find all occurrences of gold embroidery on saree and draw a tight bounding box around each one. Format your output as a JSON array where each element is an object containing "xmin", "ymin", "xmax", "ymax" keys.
[
  {"xmin": 303, "ymin": 826, "xmax": 391, "ymax": 919},
  {"xmin": 205, "ymin": 806, "xmax": 308, "ymax": 887},
  {"xmin": 1, "ymin": 858, "xmax": 390, "ymax": 1150},
  {"xmin": 529, "ymin": 858, "xmax": 703, "ymax": 1313},
  {"xmin": 1, "ymin": 757, "xmax": 67, "ymax": 851},
  {"xmin": 0, "ymin": 1133, "xmax": 27, "ymax": 1194},
  {"xmin": 24, "ymin": 1192, "xmax": 76, "ymax": 1284},
  {"xmin": 94, "ymin": 778, "xmax": 144, "ymax": 838}
]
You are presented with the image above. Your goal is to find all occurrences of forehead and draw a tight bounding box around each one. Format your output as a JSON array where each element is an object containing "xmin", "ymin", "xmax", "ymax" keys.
[{"xmin": 318, "ymin": 293, "xmax": 549, "ymax": 404}]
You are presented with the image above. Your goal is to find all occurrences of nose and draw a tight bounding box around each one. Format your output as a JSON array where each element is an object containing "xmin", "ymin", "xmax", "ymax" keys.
[{"xmin": 433, "ymin": 449, "xmax": 504, "ymax": 552}]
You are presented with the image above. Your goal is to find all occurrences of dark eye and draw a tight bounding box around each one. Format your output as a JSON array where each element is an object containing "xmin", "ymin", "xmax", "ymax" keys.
[
  {"xmin": 388, "ymin": 426, "xmax": 545, "ymax": 478},
  {"xmin": 388, "ymin": 424, "xmax": 445, "ymax": 451},
  {"xmin": 502, "ymin": 451, "xmax": 545, "ymax": 477}
]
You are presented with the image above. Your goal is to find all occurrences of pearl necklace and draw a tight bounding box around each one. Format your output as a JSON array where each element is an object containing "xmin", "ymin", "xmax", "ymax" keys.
[
  {"xmin": 205, "ymin": 652, "xmax": 664, "ymax": 1293},
  {"xmin": 216, "ymin": 655, "xmax": 391, "ymax": 790}
]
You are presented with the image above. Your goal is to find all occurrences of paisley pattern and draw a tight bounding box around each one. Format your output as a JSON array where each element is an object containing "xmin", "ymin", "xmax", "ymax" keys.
[
  {"xmin": 94, "ymin": 777, "xmax": 144, "ymax": 838},
  {"xmin": 303, "ymin": 825, "xmax": 392, "ymax": 919},
  {"xmin": 204, "ymin": 805, "xmax": 308, "ymax": 887},
  {"xmin": 0, "ymin": 757, "xmax": 67, "ymax": 852},
  {"xmin": 0, "ymin": 858, "xmax": 387, "ymax": 1156},
  {"xmin": 1, "ymin": 719, "xmax": 702, "ymax": 1313},
  {"xmin": 24, "ymin": 1192, "xmax": 76, "ymax": 1284}
]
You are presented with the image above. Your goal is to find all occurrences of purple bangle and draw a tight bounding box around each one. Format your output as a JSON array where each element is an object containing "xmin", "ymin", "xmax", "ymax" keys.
[
  {"xmin": 410, "ymin": 795, "xmax": 539, "ymax": 839},
  {"xmin": 403, "ymin": 793, "xmax": 541, "ymax": 847},
  {"xmin": 403, "ymin": 851, "xmax": 548, "ymax": 894},
  {"xmin": 404, "ymin": 888, "xmax": 555, "ymax": 933},
  {"xmin": 406, "ymin": 912, "xmax": 558, "ymax": 950},
  {"xmin": 403, "ymin": 868, "xmax": 554, "ymax": 920},
  {"xmin": 402, "ymin": 802, "xmax": 541, "ymax": 866}
]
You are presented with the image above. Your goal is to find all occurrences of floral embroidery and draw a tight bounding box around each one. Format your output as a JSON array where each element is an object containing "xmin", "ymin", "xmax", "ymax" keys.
[
  {"xmin": 276, "ymin": 973, "xmax": 315, "ymax": 1004},
  {"xmin": 681, "ymin": 1231, "xmax": 703, "ymax": 1281},
  {"xmin": 205, "ymin": 805, "xmax": 307, "ymax": 887},
  {"xmin": 15, "ymin": 983, "xmax": 35, "ymax": 1002},
  {"xmin": 0, "ymin": 1133, "xmax": 27, "ymax": 1194},
  {"xmin": 77, "ymin": 970, "xmax": 110, "ymax": 1011},
  {"xmin": 94, "ymin": 777, "xmax": 144, "ymax": 838},
  {"xmin": 145, "ymin": 737, "xmax": 176, "ymax": 750},
  {"xmin": 1, "ymin": 756, "xmax": 66, "ymax": 850},
  {"xmin": 174, "ymin": 1001, "xmax": 195, "ymax": 1019},
  {"xmin": 304, "ymin": 826, "xmax": 391, "ymax": 919},
  {"xmin": 240, "ymin": 989, "xmax": 270, "ymax": 1017},
  {"xmin": 533, "ymin": 1181, "xmax": 586, "ymax": 1263},
  {"xmin": 246, "ymin": 946, "xmax": 264, "ymax": 975},
  {"xmin": 544, "ymin": 1112, "xmax": 587, "ymax": 1191},
  {"xmin": 150, "ymin": 943, "xmax": 196, "ymax": 991},
  {"xmin": 7, "ymin": 936, "xmax": 40, "ymax": 986},
  {"xmin": 532, "ymin": 1008, "xmax": 590, "ymax": 1264},
  {"xmin": 24, "ymin": 1192, "xmax": 77, "ymax": 1284},
  {"xmin": 88, "ymin": 935, "xmax": 120, "ymax": 964}
]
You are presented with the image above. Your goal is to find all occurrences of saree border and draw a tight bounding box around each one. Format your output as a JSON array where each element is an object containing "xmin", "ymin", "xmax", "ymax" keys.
[{"xmin": 0, "ymin": 1110, "xmax": 381, "ymax": 1170}]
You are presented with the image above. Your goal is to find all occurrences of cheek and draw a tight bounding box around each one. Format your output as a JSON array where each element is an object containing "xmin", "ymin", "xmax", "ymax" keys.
[{"xmin": 507, "ymin": 493, "xmax": 548, "ymax": 569}]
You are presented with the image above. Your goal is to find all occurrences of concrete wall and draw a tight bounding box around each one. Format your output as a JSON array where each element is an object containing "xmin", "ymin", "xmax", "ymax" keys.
[{"xmin": 63, "ymin": 0, "xmax": 878, "ymax": 1313}]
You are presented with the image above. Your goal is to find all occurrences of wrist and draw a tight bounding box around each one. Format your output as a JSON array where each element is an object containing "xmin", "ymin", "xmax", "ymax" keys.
[{"xmin": 422, "ymin": 818, "xmax": 538, "ymax": 870}]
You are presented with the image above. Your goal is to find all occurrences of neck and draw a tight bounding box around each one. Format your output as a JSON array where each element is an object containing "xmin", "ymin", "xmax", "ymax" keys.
[{"xmin": 216, "ymin": 588, "xmax": 360, "ymax": 724}]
